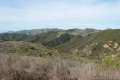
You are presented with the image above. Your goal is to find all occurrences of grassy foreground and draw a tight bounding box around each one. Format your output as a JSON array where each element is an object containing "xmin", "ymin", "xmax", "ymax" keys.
[{"xmin": 0, "ymin": 54, "xmax": 120, "ymax": 80}]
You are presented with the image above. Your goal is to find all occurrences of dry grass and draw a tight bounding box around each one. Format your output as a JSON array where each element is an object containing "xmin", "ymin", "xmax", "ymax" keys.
[{"xmin": 0, "ymin": 54, "xmax": 120, "ymax": 80}]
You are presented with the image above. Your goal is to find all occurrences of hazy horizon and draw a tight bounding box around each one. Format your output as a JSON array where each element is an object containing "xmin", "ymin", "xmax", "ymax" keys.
[{"xmin": 1, "ymin": 27, "xmax": 120, "ymax": 33}]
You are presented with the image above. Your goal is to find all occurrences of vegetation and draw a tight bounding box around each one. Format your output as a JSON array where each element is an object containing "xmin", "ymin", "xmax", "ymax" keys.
[
  {"xmin": 0, "ymin": 33, "xmax": 31, "ymax": 41},
  {"xmin": 0, "ymin": 41, "xmax": 58, "ymax": 57},
  {"xmin": 0, "ymin": 54, "xmax": 120, "ymax": 80},
  {"xmin": 0, "ymin": 28, "xmax": 120, "ymax": 80}
]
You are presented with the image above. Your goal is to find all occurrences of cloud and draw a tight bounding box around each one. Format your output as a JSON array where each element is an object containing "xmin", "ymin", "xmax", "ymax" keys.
[
  {"xmin": 0, "ymin": 0, "xmax": 120, "ymax": 31},
  {"xmin": 2, "ymin": 1, "xmax": 119, "ymax": 21}
]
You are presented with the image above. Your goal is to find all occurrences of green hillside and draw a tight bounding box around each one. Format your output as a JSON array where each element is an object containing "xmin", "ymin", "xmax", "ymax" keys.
[
  {"xmin": 0, "ymin": 33, "xmax": 31, "ymax": 41},
  {"xmin": 0, "ymin": 29, "xmax": 120, "ymax": 61},
  {"xmin": 0, "ymin": 41, "xmax": 58, "ymax": 57},
  {"xmin": 43, "ymin": 33, "xmax": 73, "ymax": 47},
  {"xmin": 56, "ymin": 29, "xmax": 120, "ymax": 60},
  {"xmin": 30, "ymin": 31, "xmax": 65, "ymax": 44}
]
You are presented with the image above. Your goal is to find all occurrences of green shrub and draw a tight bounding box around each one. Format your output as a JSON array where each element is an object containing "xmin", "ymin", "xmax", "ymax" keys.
[{"xmin": 102, "ymin": 55, "xmax": 120, "ymax": 68}]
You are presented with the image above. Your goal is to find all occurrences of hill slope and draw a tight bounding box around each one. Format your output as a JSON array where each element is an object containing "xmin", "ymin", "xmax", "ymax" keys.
[
  {"xmin": 56, "ymin": 29, "xmax": 120, "ymax": 60},
  {"xmin": 0, "ymin": 41, "xmax": 58, "ymax": 57},
  {"xmin": 0, "ymin": 29, "xmax": 120, "ymax": 60}
]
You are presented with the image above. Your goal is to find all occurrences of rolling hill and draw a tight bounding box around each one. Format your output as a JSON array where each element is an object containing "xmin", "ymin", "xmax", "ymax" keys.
[
  {"xmin": 0, "ymin": 28, "xmax": 120, "ymax": 61},
  {"xmin": 56, "ymin": 29, "xmax": 120, "ymax": 60}
]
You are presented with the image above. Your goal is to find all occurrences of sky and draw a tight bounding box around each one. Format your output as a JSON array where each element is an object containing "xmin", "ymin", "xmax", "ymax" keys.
[{"xmin": 0, "ymin": 0, "xmax": 120, "ymax": 32}]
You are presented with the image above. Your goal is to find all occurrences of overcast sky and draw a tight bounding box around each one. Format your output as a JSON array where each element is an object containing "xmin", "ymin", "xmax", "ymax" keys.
[{"xmin": 0, "ymin": 0, "xmax": 120, "ymax": 32}]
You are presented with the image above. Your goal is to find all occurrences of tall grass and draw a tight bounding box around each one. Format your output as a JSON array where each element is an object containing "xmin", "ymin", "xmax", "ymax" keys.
[{"xmin": 0, "ymin": 54, "xmax": 120, "ymax": 80}]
